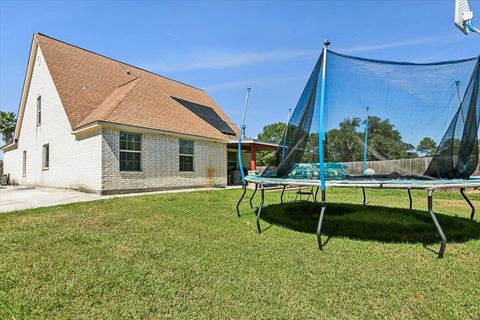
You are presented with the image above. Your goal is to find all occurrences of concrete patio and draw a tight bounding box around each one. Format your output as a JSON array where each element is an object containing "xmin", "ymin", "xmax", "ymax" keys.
[{"xmin": 0, "ymin": 185, "xmax": 237, "ymax": 213}]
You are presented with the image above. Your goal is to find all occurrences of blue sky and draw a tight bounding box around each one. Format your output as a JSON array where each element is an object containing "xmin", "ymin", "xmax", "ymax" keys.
[{"xmin": 1, "ymin": 0, "xmax": 479, "ymax": 138}]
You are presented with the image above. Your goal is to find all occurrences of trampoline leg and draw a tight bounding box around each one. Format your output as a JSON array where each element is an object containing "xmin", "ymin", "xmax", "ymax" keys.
[
  {"xmin": 314, "ymin": 186, "xmax": 319, "ymax": 203},
  {"xmin": 256, "ymin": 184, "xmax": 265, "ymax": 233},
  {"xmin": 306, "ymin": 186, "xmax": 313, "ymax": 202},
  {"xmin": 236, "ymin": 183, "xmax": 247, "ymax": 217},
  {"xmin": 280, "ymin": 185, "xmax": 286, "ymax": 204},
  {"xmin": 249, "ymin": 183, "xmax": 258, "ymax": 209},
  {"xmin": 428, "ymin": 190, "xmax": 447, "ymax": 258},
  {"xmin": 362, "ymin": 188, "xmax": 366, "ymax": 206},
  {"xmin": 460, "ymin": 188, "xmax": 475, "ymax": 220},
  {"xmin": 408, "ymin": 189, "xmax": 413, "ymax": 211},
  {"xmin": 316, "ymin": 190, "xmax": 327, "ymax": 250}
]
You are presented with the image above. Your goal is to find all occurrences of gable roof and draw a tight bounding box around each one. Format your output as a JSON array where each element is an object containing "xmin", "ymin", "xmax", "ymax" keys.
[{"xmin": 34, "ymin": 33, "xmax": 238, "ymax": 141}]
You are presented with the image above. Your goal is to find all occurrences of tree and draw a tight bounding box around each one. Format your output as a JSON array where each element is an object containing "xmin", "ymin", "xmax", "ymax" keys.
[
  {"xmin": 325, "ymin": 117, "xmax": 364, "ymax": 162},
  {"xmin": 416, "ymin": 137, "xmax": 437, "ymax": 157},
  {"xmin": 326, "ymin": 116, "xmax": 417, "ymax": 162},
  {"xmin": 257, "ymin": 122, "xmax": 287, "ymax": 144},
  {"xmin": 367, "ymin": 116, "xmax": 417, "ymax": 160},
  {"xmin": 0, "ymin": 111, "xmax": 16, "ymax": 143},
  {"xmin": 256, "ymin": 122, "xmax": 287, "ymax": 166}
]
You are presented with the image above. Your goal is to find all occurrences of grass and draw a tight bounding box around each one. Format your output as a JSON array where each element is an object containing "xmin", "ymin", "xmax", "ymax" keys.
[{"xmin": 1, "ymin": 188, "xmax": 479, "ymax": 319}]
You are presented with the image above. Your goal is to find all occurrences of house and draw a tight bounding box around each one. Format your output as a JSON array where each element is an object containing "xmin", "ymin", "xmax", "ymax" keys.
[{"xmin": 2, "ymin": 33, "xmax": 274, "ymax": 194}]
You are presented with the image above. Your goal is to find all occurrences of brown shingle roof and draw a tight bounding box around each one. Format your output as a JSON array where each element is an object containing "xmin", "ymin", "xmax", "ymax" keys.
[{"xmin": 36, "ymin": 33, "xmax": 238, "ymax": 140}]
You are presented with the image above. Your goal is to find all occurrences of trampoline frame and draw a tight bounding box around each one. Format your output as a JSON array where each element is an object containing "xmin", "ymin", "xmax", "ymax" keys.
[{"xmin": 237, "ymin": 176, "xmax": 479, "ymax": 258}]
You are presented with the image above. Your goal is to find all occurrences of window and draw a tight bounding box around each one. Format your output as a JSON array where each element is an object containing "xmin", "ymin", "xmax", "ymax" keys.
[
  {"xmin": 228, "ymin": 151, "xmax": 237, "ymax": 169},
  {"xmin": 23, "ymin": 151, "xmax": 27, "ymax": 176},
  {"xmin": 179, "ymin": 139, "xmax": 194, "ymax": 172},
  {"xmin": 119, "ymin": 131, "xmax": 141, "ymax": 171},
  {"xmin": 37, "ymin": 95, "xmax": 42, "ymax": 126},
  {"xmin": 42, "ymin": 144, "xmax": 49, "ymax": 169}
]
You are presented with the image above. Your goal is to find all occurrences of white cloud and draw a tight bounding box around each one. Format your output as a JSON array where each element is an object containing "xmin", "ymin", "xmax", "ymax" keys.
[
  {"xmin": 144, "ymin": 49, "xmax": 318, "ymax": 72},
  {"xmin": 142, "ymin": 35, "xmax": 465, "ymax": 73},
  {"xmin": 339, "ymin": 35, "xmax": 461, "ymax": 54},
  {"xmin": 202, "ymin": 74, "xmax": 306, "ymax": 92}
]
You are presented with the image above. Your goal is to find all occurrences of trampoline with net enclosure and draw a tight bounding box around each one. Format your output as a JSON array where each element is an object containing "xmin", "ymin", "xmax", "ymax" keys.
[{"xmin": 236, "ymin": 41, "xmax": 480, "ymax": 258}]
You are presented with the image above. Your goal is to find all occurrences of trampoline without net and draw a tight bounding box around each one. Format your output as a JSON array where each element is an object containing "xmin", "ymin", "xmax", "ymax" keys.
[{"xmin": 236, "ymin": 41, "xmax": 480, "ymax": 258}]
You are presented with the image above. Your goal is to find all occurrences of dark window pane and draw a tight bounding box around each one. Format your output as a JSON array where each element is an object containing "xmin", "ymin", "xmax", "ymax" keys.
[
  {"xmin": 179, "ymin": 140, "xmax": 194, "ymax": 155},
  {"xmin": 120, "ymin": 159, "xmax": 127, "ymax": 171},
  {"xmin": 133, "ymin": 161, "xmax": 140, "ymax": 171},
  {"xmin": 43, "ymin": 144, "xmax": 49, "ymax": 168},
  {"xmin": 179, "ymin": 155, "xmax": 194, "ymax": 171},
  {"xmin": 120, "ymin": 151, "xmax": 141, "ymax": 171},
  {"xmin": 37, "ymin": 96, "xmax": 42, "ymax": 125},
  {"xmin": 120, "ymin": 131, "xmax": 142, "ymax": 151},
  {"xmin": 228, "ymin": 152, "xmax": 236, "ymax": 162}
]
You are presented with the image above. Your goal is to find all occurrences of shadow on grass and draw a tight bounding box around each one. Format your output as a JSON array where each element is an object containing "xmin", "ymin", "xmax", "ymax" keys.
[{"xmin": 260, "ymin": 202, "xmax": 480, "ymax": 245}]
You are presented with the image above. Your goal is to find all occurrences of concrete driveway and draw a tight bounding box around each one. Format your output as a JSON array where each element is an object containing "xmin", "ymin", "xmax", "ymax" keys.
[
  {"xmin": 0, "ymin": 185, "xmax": 235, "ymax": 213},
  {"xmin": 0, "ymin": 186, "xmax": 102, "ymax": 213}
]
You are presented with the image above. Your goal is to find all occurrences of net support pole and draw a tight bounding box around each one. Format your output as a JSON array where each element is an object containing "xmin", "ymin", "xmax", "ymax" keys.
[
  {"xmin": 362, "ymin": 107, "xmax": 369, "ymax": 176},
  {"xmin": 317, "ymin": 40, "xmax": 330, "ymax": 191},
  {"xmin": 317, "ymin": 190, "xmax": 327, "ymax": 250},
  {"xmin": 455, "ymin": 80, "xmax": 466, "ymax": 123},
  {"xmin": 455, "ymin": 80, "xmax": 462, "ymax": 103},
  {"xmin": 238, "ymin": 88, "xmax": 251, "ymax": 183},
  {"xmin": 281, "ymin": 108, "xmax": 292, "ymax": 159}
]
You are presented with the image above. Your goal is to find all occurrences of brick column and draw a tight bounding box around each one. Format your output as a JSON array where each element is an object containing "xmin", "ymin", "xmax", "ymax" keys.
[{"xmin": 250, "ymin": 144, "xmax": 256, "ymax": 171}]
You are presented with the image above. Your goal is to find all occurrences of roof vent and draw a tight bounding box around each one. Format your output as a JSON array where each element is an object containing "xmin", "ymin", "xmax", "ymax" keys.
[
  {"xmin": 82, "ymin": 83, "xmax": 87, "ymax": 90},
  {"xmin": 126, "ymin": 69, "xmax": 131, "ymax": 75}
]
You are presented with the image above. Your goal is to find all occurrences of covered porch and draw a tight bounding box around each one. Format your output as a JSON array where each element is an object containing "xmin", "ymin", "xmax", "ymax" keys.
[{"xmin": 226, "ymin": 139, "xmax": 278, "ymax": 185}]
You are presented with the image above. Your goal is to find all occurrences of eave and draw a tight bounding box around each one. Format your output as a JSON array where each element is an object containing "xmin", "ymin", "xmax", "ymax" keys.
[{"xmin": 72, "ymin": 121, "xmax": 232, "ymax": 143}]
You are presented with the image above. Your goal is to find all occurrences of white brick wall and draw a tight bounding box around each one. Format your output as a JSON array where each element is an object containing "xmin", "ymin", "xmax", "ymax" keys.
[
  {"xmin": 101, "ymin": 129, "xmax": 227, "ymax": 194},
  {"xmin": 3, "ymin": 47, "xmax": 228, "ymax": 194},
  {"xmin": 3, "ymin": 48, "xmax": 103, "ymax": 192}
]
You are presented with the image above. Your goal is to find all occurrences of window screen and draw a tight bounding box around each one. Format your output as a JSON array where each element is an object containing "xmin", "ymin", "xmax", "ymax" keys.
[
  {"xmin": 120, "ymin": 132, "xmax": 141, "ymax": 171},
  {"xmin": 23, "ymin": 150, "xmax": 27, "ymax": 176},
  {"xmin": 37, "ymin": 95, "xmax": 42, "ymax": 126},
  {"xmin": 179, "ymin": 139, "xmax": 194, "ymax": 172},
  {"xmin": 42, "ymin": 144, "xmax": 49, "ymax": 169}
]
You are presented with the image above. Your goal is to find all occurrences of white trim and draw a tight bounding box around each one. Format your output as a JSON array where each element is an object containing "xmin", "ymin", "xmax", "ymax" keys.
[
  {"xmin": 73, "ymin": 121, "xmax": 229, "ymax": 144},
  {"xmin": 13, "ymin": 34, "xmax": 40, "ymax": 143}
]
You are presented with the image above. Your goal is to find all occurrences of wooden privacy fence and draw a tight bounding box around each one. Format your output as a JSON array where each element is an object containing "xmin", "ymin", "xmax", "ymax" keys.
[
  {"xmin": 343, "ymin": 157, "xmax": 480, "ymax": 177},
  {"xmin": 256, "ymin": 159, "xmax": 480, "ymax": 177}
]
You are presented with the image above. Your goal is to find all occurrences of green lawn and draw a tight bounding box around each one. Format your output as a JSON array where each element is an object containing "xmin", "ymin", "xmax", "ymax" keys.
[{"xmin": 1, "ymin": 188, "xmax": 479, "ymax": 319}]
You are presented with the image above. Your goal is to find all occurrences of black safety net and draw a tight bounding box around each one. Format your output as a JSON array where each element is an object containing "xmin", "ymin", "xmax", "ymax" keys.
[{"xmin": 262, "ymin": 50, "xmax": 480, "ymax": 184}]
